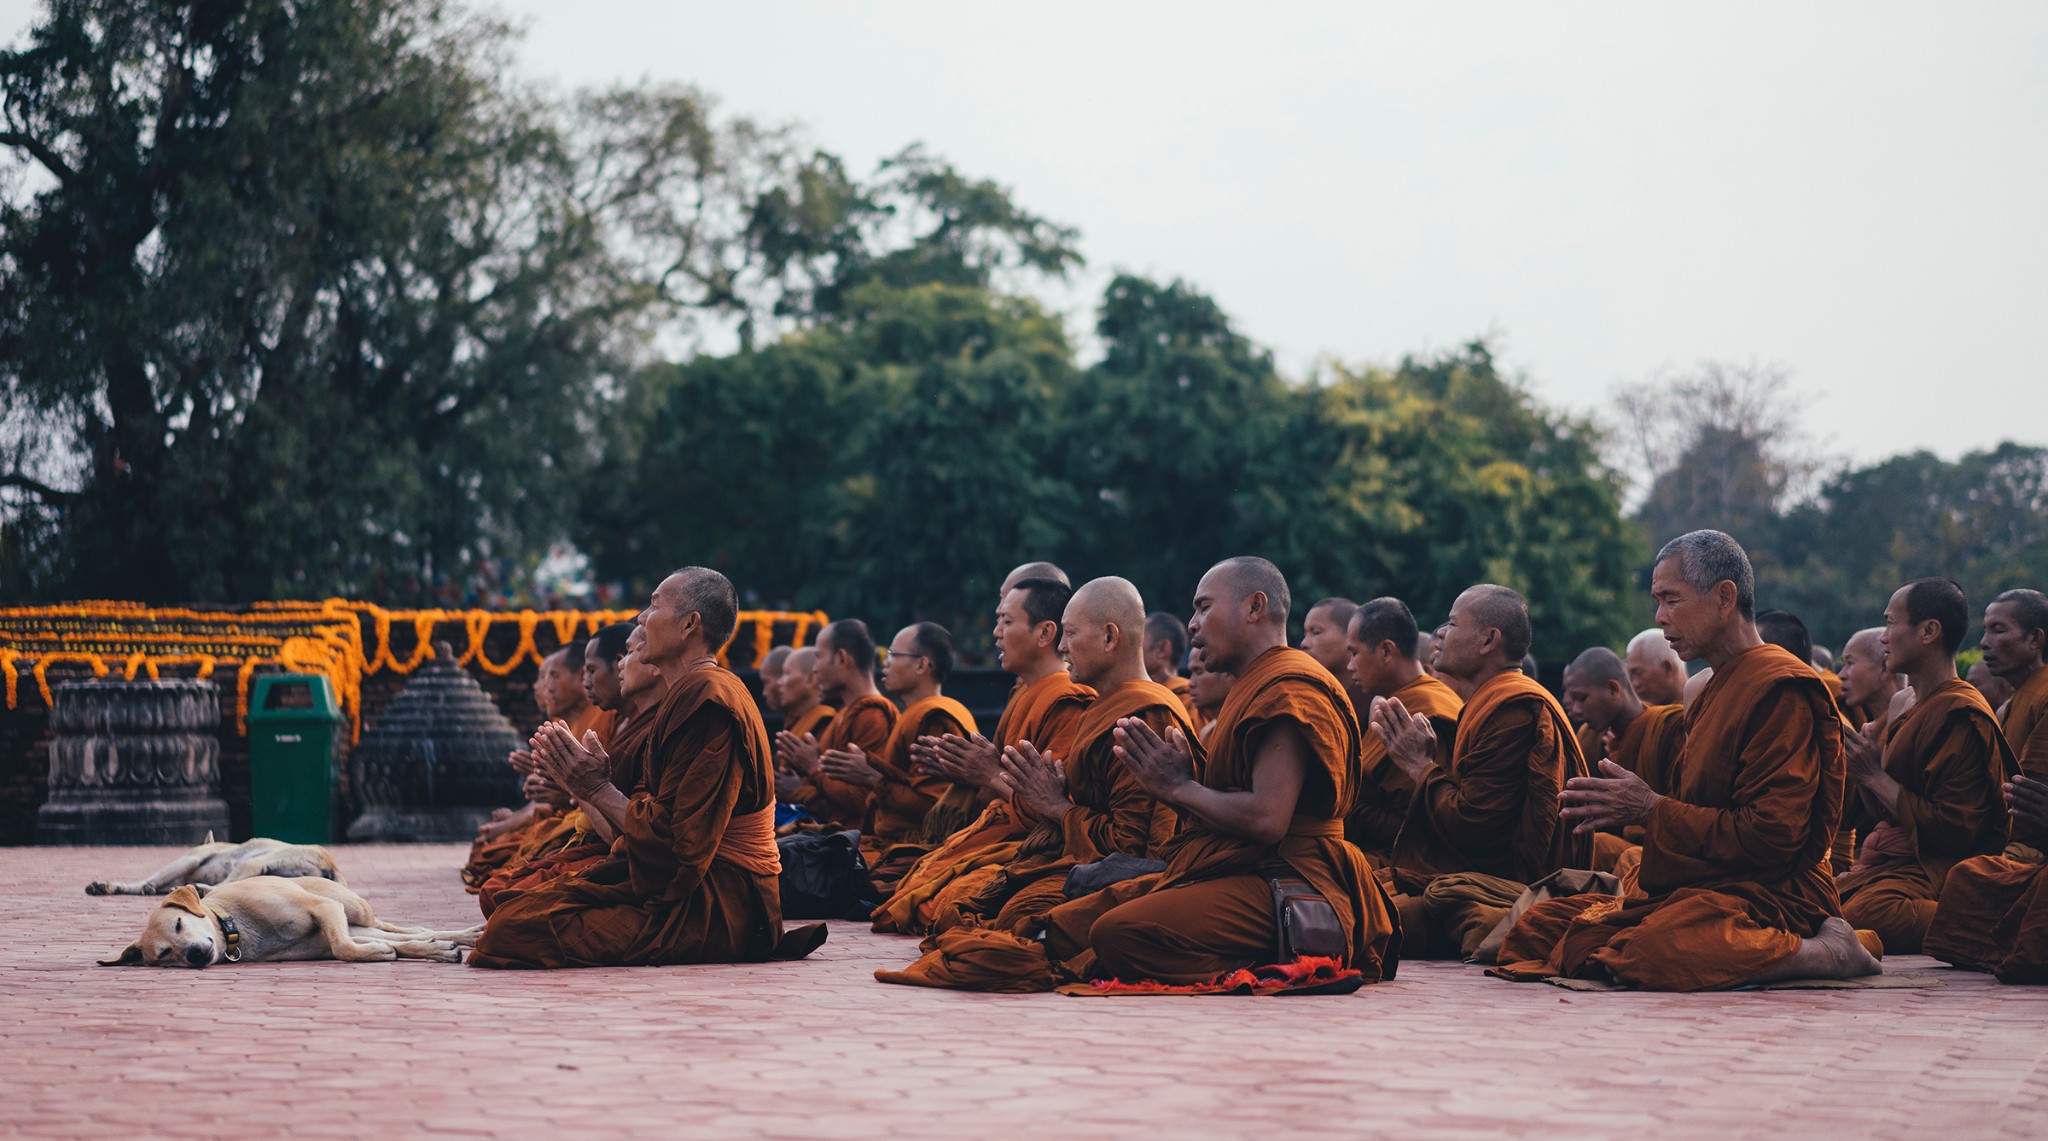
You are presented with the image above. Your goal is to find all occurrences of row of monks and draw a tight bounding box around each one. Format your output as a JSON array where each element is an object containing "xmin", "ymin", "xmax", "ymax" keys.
[{"xmin": 456, "ymin": 529, "xmax": 2048, "ymax": 991}]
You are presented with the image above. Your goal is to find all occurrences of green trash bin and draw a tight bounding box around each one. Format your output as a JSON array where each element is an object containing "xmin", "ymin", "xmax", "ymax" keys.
[{"xmin": 247, "ymin": 674, "xmax": 344, "ymax": 844}]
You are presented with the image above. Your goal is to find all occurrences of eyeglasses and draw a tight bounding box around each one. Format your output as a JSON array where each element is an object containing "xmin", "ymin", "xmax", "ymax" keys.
[{"xmin": 885, "ymin": 650, "xmax": 927, "ymax": 662}]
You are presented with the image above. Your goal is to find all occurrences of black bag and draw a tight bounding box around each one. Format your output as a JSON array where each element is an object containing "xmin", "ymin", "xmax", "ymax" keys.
[
  {"xmin": 777, "ymin": 829, "xmax": 874, "ymax": 920},
  {"xmin": 1269, "ymin": 875, "xmax": 1347, "ymax": 962}
]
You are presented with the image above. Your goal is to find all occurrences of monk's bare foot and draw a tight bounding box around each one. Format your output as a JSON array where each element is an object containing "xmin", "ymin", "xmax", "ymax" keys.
[{"xmin": 1752, "ymin": 917, "xmax": 1883, "ymax": 984}]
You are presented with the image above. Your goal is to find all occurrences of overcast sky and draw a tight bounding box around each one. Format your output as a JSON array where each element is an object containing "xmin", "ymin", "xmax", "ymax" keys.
[{"xmin": 7, "ymin": 2, "xmax": 2043, "ymax": 465}]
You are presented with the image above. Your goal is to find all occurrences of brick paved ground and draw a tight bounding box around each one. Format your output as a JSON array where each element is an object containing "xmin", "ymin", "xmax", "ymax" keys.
[{"xmin": 3, "ymin": 845, "xmax": 2045, "ymax": 1139}]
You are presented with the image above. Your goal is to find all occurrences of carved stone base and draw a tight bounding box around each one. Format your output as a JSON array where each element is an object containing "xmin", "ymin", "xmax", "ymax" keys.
[{"xmin": 37, "ymin": 680, "xmax": 230, "ymax": 846}]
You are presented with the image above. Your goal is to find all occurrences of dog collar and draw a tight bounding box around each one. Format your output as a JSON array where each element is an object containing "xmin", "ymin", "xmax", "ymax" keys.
[{"xmin": 207, "ymin": 905, "xmax": 242, "ymax": 962}]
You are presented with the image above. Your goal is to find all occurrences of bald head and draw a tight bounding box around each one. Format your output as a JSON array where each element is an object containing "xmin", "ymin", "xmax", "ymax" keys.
[
  {"xmin": 1839, "ymin": 627, "xmax": 1898, "ymax": 715},
  {"xmin": 1191, "ymin": 557, "xmax": 1292, "ymax": 675},
  {"xmin": 1625, "ymin": 628, "xmax": 1686, "ymax": 707},
  {"xmin": 1562, "ymin": 646, "xmax": 1640, "ymax": 732},
  {"xmin": 759, "ymin": 645, "xmax": 792, "ymax": 711},
  {"xmin": 1063, "ymin": 577, "xmax": 1148, "ymax": 689},
  {"xmin": 779, "ymin": 645, "xmax": 822, "ymax": 712},
  {"xmin": 1205, "ymin": 556, "xmax": 1291, "ymax": 628},
  {"xmin": 761, "ymin": 645, "xmax": 791, "ymax": 677},
  {"xmin": 1143, "ymin": 611, "xmax": 1189, "ymax": 684},
  {"xmin": 1001, "ymin": 561, "xmax": 1070, "ymax": 595},
  {"xmin": 1565, "ymin": 646, "xmax": 1630, "ymax": 690}
]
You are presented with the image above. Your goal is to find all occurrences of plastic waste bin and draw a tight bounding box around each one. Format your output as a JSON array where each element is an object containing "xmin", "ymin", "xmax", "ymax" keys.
[{"xmin": 247, "ymin": 674, "xmax": 343, "ymax": 843}]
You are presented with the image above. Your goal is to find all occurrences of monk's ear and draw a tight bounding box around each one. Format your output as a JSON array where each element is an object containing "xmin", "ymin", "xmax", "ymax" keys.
[
  {"xmin": 162, "ymin": 885, "xmax": 208, "ymax": 917},
  {"xmin": 99, "ymin": 943, "xmax": 145, "ymax": 967}
]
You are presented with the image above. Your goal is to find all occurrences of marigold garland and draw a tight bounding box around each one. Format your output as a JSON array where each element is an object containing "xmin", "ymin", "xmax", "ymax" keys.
[{"xmin": 0, "ymin": 601, "xmax": 828, "ymax": 743}]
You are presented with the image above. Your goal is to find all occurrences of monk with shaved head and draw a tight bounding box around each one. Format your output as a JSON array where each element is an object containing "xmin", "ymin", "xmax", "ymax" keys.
[
  {"xmin": 779, "ymin": 619, "xmax": 899, "ymax": 829},
  {"xmin": 1926, "ymin": 587, "xmax": 2048, "ymax": 982},
  {"xmin": 1494, "ymin": 530, "xmax": 1878, "ymax": 989},
  {"xmin": 1144, "ymin": 610, "xmax": 1201, "ymax": 730},
  {"xmin": 872, "ymin": 571, "xmax": 1092, "ymax": 934},
  {"xmin": 1299, "ymin": 597, "xmax": 1358, "ymax": 679},
  {"xmin": 1838, "ymin": 628, "xmax": 1903, "ymax": 734},
  {"xmin": 1561, "ymin": 646, "xmax": 1686, "ymax": 875},
  {"xmin": 1369, "ymin": 584, "xmax": 1589, "ymax": 958},
  {"xmin": 1832, "ymin": 579, "xmax": 2013, "ymax": 954},
  {"xmin": 758, "ymin": 645, "xmax": 792, "ymax": 718},
  {"xmin": 775, "ymin": 648, "xmax": 834, "ymax": 749},
  {"xmin": 1625, "ymin": 629, "xmax": 1687, "ymax": 708},
  {"xmin": 838, "ymin": 622, "xmax": 978, "ymax": 893},
  {"xmin": 1079, "ymin": 557, "xmax": 1398, "ymax": 986},
  {"xmin": 875, "ymin": 577, "xmax": 1200, "ymax": 988},
  {"xmin": 1342, "ymin": 597, "xmax": 1464, "ymax": 862},
  {"xmin": 472, "ymin": 568, "xmax": 824, "ymax": 968},
  {"xmin": 462, "ymin": 641, "xmax": 616, "ymax": 890}
]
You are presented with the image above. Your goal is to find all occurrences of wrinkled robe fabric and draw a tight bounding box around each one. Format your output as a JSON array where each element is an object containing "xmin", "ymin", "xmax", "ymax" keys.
[
  {"xmin": 871, "ymin": 672, "xmax": 1092, "ymax": 934},
  {"xmin": 2001, "ymin": 667, "xmax": 2048, "ymax": 857},
  {"xmin": 1835, "ymin": 678, "xmax": 2012, "ymax": 953},
  {"xmin": 1347, "ymin": 673, "xmax": 1464, "ymax": 858},
  {"xmin": 1085, "ymin": 647, "xmax": 1400, "ymax": 986},
  {"xmin": 1490, "ymin": 644, "xmax": 1844, "ymax": 991},
  {"xmin": 469, "ymin": 666, "xmax": 801, "ymax": 969},
  {"xmin": 459, "ymin": 704, "xmax": 618, "ymax": 888},
  {"xmin": 790, "ymin": 693, "xmax": 899, "ymax": 829},
  {"xmin": 476, "ymin": 707, "xmax": 657, "ymax": 917},
  {"xmin": 1925, "ymin": 854, "xmax": 2048, "ymax": 983}
]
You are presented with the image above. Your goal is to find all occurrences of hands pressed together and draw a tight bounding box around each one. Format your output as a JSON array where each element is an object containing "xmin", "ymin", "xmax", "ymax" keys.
[
  {"xmin": 1113, "ymin": 717, "xmax": 1194, "ymax": 803},
  {"xmin": 819, "ymin": 743, "xmax": 883, "ymax": 788},
  {"xmin": 774, "ymin": 730, "xmax": 822, "ymax": 778},
  {"xmin": 1367, "ymin": 696, "xmax": 1437, "ymax": 782},
  {"xmin": 912, "ymin": 733, "xmax": 1008, "ymax": 795},
  {"xmin": 999, "ymin": 740, "xmax": 1069, "ymax": 821},
  {"xmin": 529, "ymin": 721, "xmax": 614, "ymax": 805}
]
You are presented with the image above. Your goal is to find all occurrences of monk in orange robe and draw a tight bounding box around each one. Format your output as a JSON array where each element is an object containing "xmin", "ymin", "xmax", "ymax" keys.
[
  {"xmin": 461, "ymin": 642, "xmax": 608, "ymax": 888},
  {"xmin": 873, "ymin": 575, "xmax": 1091, "ymax": 933},
  {"xmin": 1492, "ymin": 529, "xmax": 1879, "ymax": 990},
  {"xmin": 1186, "ymin": 649, "xmax": 1234, "ymax": 747},
  {"xmin": 470, "ymin": 568, "xmax": 824, "ymax": 969},
  {"xmin": 1297, "ymin": 597, "xmax": 1357, "ymax": 679},
  {"xmin": 825, "ymin": 622, "xmax": 977, "ymax": 889},
  {"xmin": 1624, "ymin": 628, "xmax": 1687, "ymax": 708},
  {"xmin": 479, "ymin": 624, "xmax": 660, "ymax": 915},
  {"xmin": 1369, "ymin": 585, "xmax": 1590, "ymax": 957},
  {"xmin": 777, "ymin": 619, "xmax": 898, "ymax": 829},
  {"xmin": 1083, "ymin": 557, "xmax": 1399, "ymax": 985},
  {"xmin": 758, "ymin": 645, "xmax": 790, "ymax": 719},
  {"xmin": 1835, "ymin": 579, "xmax": 2013, "ymax": 953},
  {"xmin": 1560, "ymin": 646, "xmax": 1685, "ymax": 878},
  {"xmin": 1341, "ymin": 597, "xmax": 1463, "ymax": 862},
  {"xmin": 1922, "ymin": 588, "xmax": 2048, "ymax": 981},
  {"xmin": 1838, "ymin": 627, "xmax": 1904, "ymax": 733},
  {"xmin": 778, "ymin": 647, "xmax": 836, "ymax": 741},
  {"xmin": 1145, "ymin": 610, "xmax": 1202, "ymax": 733}
]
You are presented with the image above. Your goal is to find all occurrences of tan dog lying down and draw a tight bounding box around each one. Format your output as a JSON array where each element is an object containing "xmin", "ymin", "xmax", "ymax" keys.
[
  {"xmin": 99, "ymin": 878, "xmax": 483, "ymax": 968},
  {"xmin": 86, "ymin": 835, "xmax": 343, "ymax": 896}
]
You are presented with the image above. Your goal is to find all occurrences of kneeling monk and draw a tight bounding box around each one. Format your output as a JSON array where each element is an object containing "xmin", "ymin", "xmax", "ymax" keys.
[
  {"xmin": 1085, "ymin": 557, "xmax": 1399, "ymax": 985},
  {"xmin": 470, "ymin": 568, "xmax": 825, "ymax": 968},
  {"xmin": 1492, "ymin": 530, "xmax": 1878, "ymax": 990}
]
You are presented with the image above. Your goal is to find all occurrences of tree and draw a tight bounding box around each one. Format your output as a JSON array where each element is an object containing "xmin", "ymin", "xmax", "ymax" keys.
[{"xmin": 0, "ymin": 0, "xmax": 642, "ymax": 602}]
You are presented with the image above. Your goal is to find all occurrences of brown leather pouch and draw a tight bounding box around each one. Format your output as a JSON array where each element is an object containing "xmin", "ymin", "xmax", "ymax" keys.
[{"xmin": 1269, "ymin": 875, "xmax": 1346, "ymax": 962}]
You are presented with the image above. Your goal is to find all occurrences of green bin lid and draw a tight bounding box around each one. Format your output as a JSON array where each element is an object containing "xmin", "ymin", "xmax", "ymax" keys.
[{"xmin": 248, "ymin": 674, "xmax": 342, "ymax": 722}]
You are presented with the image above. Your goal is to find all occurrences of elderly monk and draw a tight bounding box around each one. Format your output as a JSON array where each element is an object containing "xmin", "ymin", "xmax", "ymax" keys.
[
  {"xmin": 1839, "ymin": 628, "xmax": 1904, "ymax": 733},
  {"xmin": 479, "ymin": 625, "xmax": 664, "ymax": 915},
  {"xmin": 1926, "ymin": 773, "xmax": 2048, "ymax": 982},
  {"xmin": 1081, "ymin": 557, "xmax": 1399, "ymax": 985},
  {"xmin": 1342, "ymin": 597, "xmax": 1464, "ymax": 861},
  {"xmin": 1299, "ymin": 597, "xmax": 1358, "ymax": 679},
  {"xmin": 915, "ymin": 577, "xmax": 1089, "ymax": 839},
  {"xmin": 1370, "ymin": 585, "xmax": 1589, "ymax": 958},
  {"xmin": 462, "ymin": 641, "xmax": 613, "ymax": 889},
  {"xmin": 1492, "ymin": 529, "xmax": 1878, "ymax": 990},
  {"xmin": 1982, "ymin": 590, "xmax": 2048, "ymax": 841},
  {"xmin": 1833, "ymin": 579, "xmax": 2013, "ymax": 953},
  {"xmin": 779, "ymin": 619, "xmax": 899, "ymax": 829},
  {"xmin": 831, "ymin": 622, "xmax": 977, "ymax": 888},
  {"xmin": 470, "ymin": 568, "xmax": 824, "ymax": 968},
  {"xmin": 874, "ymin": 579, "xmax": 1199, "ymax": 985},
  {"xmin": 873, "ymin": 577, "xmax": 1092, "ymax": 933},
  {"xmin": 772, "ymin": 648, "xmax": 834, "ymax": 778},
  {"xmin": 1625, "ymin": 628, "xmax": 1688, "ymax": 708}
]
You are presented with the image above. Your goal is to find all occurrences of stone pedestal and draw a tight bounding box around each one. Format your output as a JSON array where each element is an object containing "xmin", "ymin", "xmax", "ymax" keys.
[
  {"xmin": 348, "ymin": 646, "xmax": 524, "ymax": 842},
  {"xmin": 37, "ymin": 680, "xmax": 230, "ymax": 845}
]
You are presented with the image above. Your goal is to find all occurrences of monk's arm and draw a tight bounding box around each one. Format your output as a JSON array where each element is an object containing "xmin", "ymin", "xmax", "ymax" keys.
[
  {"xmin": 872, "ymin": 714, "xmax": 966, "ymax": 824},
  {"xmin": 1892, "ymin": 717, "xmax": 2008, "ymax": 856},
  {"xmin": 1159, "ymin": 721, "xmax": 1310, "ymax": 846},
  {"xmin": 1643, "ymin": 686, "xmax": 1830, "ymax": 873},
  {"xmin": 1413, "ymin": 704, "xmax": 1537, "ymax": 846}
]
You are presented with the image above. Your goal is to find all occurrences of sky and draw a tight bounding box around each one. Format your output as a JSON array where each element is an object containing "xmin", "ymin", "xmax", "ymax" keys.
[{"xmin": 5, "ymin": 1, "xmax": 2043, "ymax": 466}]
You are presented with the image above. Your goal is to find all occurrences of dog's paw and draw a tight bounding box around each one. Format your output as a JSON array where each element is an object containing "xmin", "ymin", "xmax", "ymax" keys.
[
  {"xmin": 85, "ymin": 882, "xmax": 112, "ymax": 896},
  {"xmin": 450, "ymin": 925, "xmax": 485, "ymax": 946}
]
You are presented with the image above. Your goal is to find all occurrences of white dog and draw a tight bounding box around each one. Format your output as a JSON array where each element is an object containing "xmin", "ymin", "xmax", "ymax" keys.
[
  {"xmin": 99, "ymin": 878, "xmax": 483, "ymax": 968},
  {"xmin": 86, "ymin": 836, "xmax": 344, "ymax": 896}
]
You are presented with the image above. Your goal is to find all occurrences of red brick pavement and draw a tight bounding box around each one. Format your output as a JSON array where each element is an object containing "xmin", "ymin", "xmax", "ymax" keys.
[{"xmin": 3, "ymin": 844, "xmax": 2046, "ymax": 1139}]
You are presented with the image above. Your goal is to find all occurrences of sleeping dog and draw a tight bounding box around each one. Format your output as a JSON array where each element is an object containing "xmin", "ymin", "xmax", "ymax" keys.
[
  {"xmin": 85, "ymin": 836, "xmax": 343, "ymax": 896},
  {"xmin": 99, "ymin": 877, "xmax": 483, "ymax": 968}
]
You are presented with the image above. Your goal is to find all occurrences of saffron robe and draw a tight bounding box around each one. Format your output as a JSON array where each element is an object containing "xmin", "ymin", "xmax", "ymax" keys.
[
  {"xmin": 469, "ymin": 666, "xmax": 804, "ymax": 969},
  {"xmin": 476, "ymin": 707, "xmax": 658, "ymax": 916},
  {"xmin": 1346, "ymin": 673, "xmax": 1464, "ymax": 857},
  {"xmin": 872, "ymin": 679, "xmax": 1195, "ymax": 989},
  {"xmin": 1835, "ymin": 678, "xmax": 2012, "ymax": 953},
  {"xmin": 789, "ymin": 693, "xmax": 898, "ymax": 829},
  {"xmin": 783, "ymin": 703, "xmax": 836, "ymax": 748},
  {"xmin": 1166, "ymin": 673, "xmax": 1207, "ymax": 736},
  {"xmin": 871, "ymin": 671, "xmax": 1092, "ymax": 934},
  {"xmin": 2002, "ymin": 666, "xmax": 2048, "ymax": 857},
  {"xmin": 1491, "ymin": 644, "xmax": 1844, "ymax": 990},
  {"xmin": 1924, "ymin": 855, "xmax": 2048, "ymax": 983},
  {"xmin": 1085, "ymin": 647, "xmax": 1399, "ymax": 985},
  {"xmin": 459, "ymin": 704, "xmax": 617, "ymax": 888}
]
